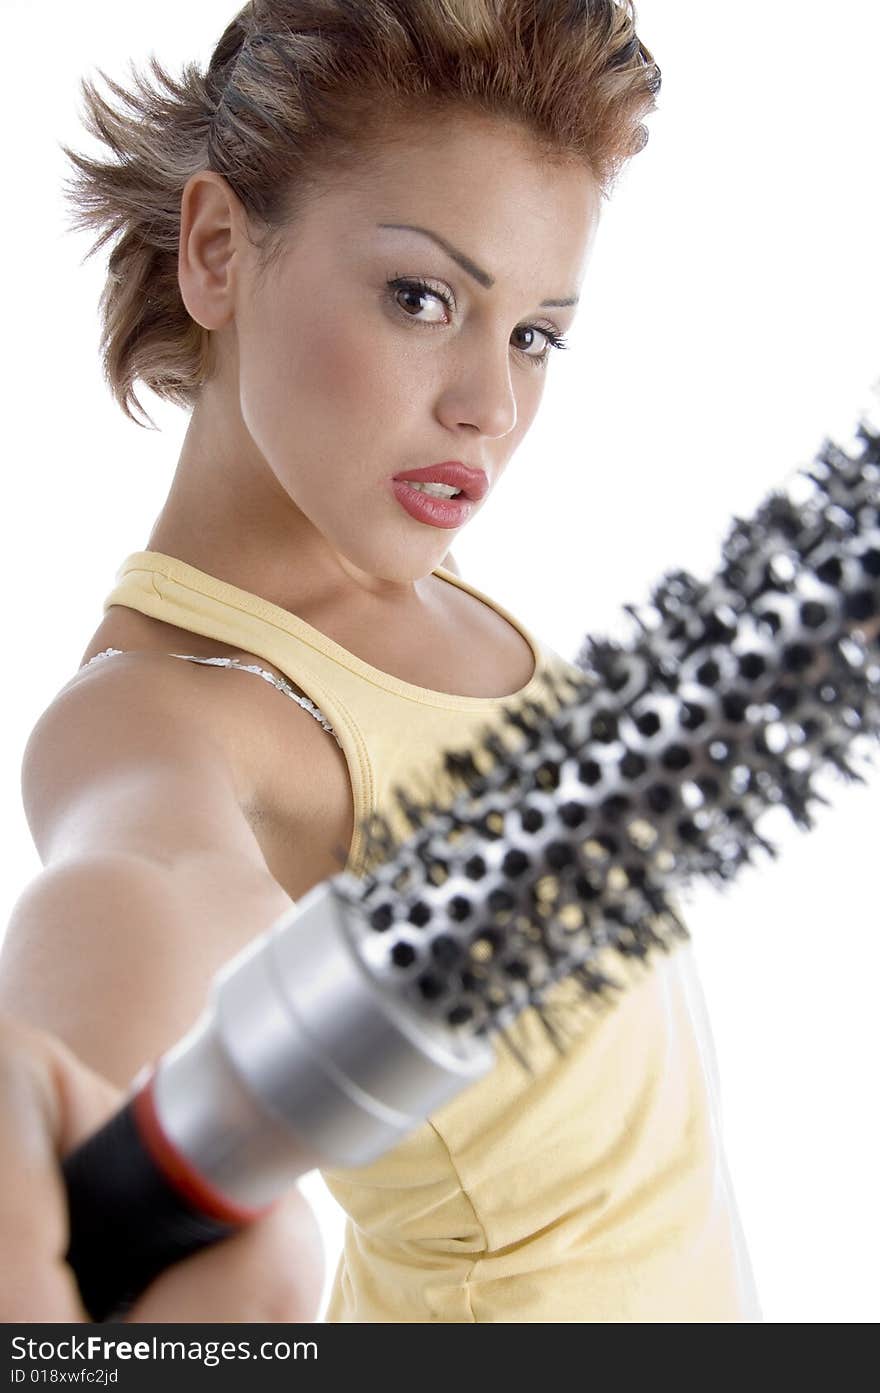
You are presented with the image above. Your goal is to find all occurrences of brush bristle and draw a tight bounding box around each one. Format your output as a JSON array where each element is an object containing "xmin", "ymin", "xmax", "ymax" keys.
[{"xmin": 329, "ymin": 411, "xmax": 880, "ymax": 1063}]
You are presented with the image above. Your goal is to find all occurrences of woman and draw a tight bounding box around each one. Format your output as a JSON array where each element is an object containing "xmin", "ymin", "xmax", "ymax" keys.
[{"xmin": 0, "ymin": 0, "xmax": 761, "ymax": 1321}]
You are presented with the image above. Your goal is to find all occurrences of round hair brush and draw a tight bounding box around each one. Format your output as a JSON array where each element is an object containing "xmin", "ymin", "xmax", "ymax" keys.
[{"xmin": 62, "ymin": 405, "xmax": 880, "ymax": 1321}]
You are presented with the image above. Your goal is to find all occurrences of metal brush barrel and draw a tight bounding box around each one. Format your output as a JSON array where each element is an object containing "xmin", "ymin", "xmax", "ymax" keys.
[{"xmin": 151, "ymin": 878, "xmax": 494, "ymax": 1207}]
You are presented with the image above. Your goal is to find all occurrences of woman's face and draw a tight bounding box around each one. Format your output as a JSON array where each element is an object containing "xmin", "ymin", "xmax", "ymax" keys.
[{"xmin": 231, "ymin": 113, "xmax": 601, "ymax": 584}]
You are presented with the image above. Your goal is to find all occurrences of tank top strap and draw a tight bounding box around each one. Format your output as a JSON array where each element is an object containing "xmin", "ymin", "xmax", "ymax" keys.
[{"xmin": 82, "ymin": 647, "xmax": 340, "ymax": 743}]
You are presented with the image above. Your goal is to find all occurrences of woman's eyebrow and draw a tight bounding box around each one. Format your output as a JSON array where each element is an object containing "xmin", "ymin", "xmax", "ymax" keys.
[{"xmin": 377, "ymin": 222, "xmax": 579, "ymax": 307}]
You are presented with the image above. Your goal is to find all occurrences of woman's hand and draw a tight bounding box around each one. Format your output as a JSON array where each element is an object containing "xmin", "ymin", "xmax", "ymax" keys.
[{"xmin": 0, "ymin": 1013, "xmax": 325, "ymax": 1323}]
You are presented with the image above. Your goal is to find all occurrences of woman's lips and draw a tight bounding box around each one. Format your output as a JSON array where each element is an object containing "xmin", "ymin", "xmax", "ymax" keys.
[
  {"xmin": 392, "ymin": 461, "xmax": 489, "ymax": 501},
  {"xmin": 390, "ymin": 479, "xmax": 477, "ymax": 529}
]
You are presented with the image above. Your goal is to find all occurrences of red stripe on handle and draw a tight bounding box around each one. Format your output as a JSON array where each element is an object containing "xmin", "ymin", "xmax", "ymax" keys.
[{"xmin": 132, "ymin": 1075, "xmax": 272, "ymax": 1225}]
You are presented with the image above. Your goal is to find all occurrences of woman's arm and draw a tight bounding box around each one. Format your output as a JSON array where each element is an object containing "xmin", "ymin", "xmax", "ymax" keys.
[
  {"xmin": 2, "ymin": 655, "xmax": 294, "ymax": 1085},
  {"xmin": 1, "ymin": 656, "xmax": 327, "ymax": 1320}
]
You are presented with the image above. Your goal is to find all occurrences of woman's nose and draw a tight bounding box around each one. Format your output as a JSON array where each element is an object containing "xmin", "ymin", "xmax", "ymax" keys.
[{"xmin": 436, "ymin": 340, "xmax": 519, "ymax": 440}]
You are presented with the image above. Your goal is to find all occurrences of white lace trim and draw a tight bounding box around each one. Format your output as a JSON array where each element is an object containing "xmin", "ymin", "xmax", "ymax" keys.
[{"xmin": 83, "ymin": 648, "xmax": 340, "ymax": 745}]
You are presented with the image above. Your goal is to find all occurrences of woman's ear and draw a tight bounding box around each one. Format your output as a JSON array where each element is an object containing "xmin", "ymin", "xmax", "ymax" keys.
[{"xmin": 178, "ymin": 171, "xmax": 249, "ymax": 332}]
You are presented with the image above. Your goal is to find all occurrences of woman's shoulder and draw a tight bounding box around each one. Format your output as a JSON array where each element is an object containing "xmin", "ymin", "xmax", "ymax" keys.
[{"xmin": 73, "ymin": 607, "xmax": 355, "ymax": 898}]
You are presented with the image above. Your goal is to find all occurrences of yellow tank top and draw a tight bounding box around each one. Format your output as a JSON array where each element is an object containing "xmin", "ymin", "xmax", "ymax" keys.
[{"xmin": 100, "ymin": 550, "xmax": 761, "ymax": 1323}]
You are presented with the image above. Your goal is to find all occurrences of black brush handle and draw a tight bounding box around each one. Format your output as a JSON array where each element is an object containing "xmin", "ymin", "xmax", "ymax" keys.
[{"xmin": 63, "ymin": 1077, "xmax": 256, "ymax": 1321}]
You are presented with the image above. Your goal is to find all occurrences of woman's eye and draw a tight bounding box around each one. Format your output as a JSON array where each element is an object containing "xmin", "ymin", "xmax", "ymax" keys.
[
  {"xmin": 387, "ymin": 277, "xmax": 568, "ymax": 367},
  {"xmin": 389, "ymin": 278, "xmax": 452, "ymax": 322},
  {"xmin": 512, "ymin": 325, "xmax": 552, "ymax": 359}
]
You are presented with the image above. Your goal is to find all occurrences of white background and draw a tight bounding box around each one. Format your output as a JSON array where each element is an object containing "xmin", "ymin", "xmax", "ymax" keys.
[{"xmin": 1, "ymin": 1, "xmax": 878, "ymax": 1322}]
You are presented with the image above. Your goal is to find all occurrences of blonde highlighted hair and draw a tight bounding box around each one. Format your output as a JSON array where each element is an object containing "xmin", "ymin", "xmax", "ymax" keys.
[{"xmin": 62, "ymin": 0, "xmax": 661, "ymax": 426}]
